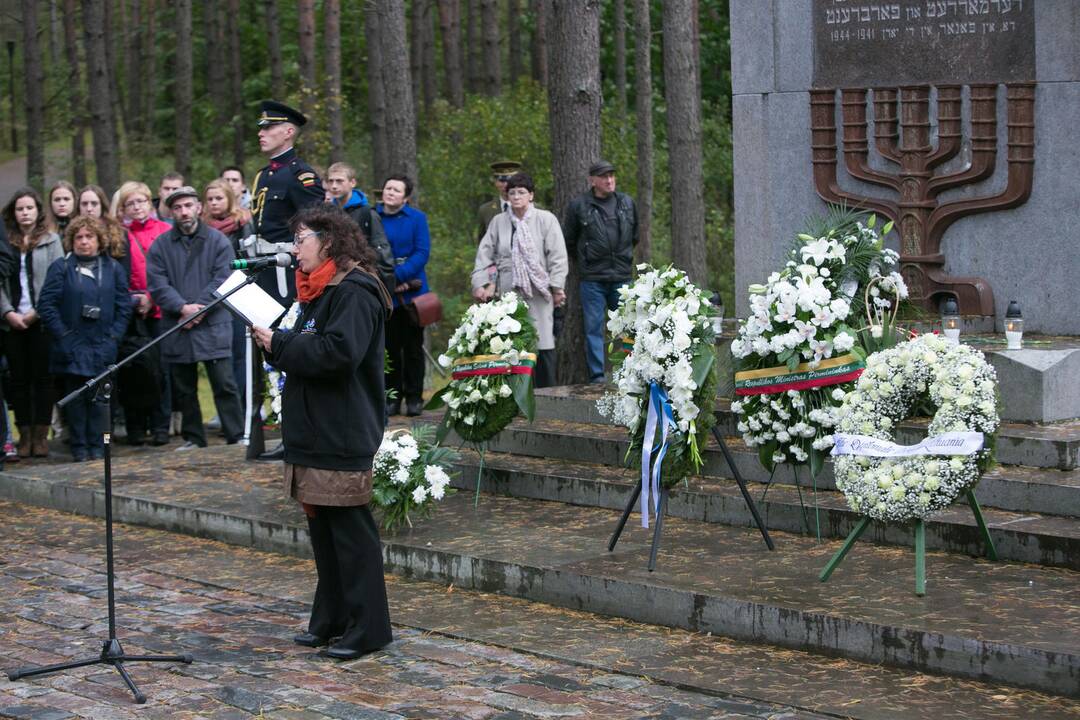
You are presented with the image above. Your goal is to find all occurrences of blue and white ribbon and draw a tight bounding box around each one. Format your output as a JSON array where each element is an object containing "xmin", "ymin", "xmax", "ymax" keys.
[{"xmin": 640, "ymin": 382, "xmax": 677, "ymax": 528}]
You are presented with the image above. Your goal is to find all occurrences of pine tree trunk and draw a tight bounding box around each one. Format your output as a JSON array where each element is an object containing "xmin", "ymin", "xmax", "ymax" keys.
[
  {"xmin": 82, "ymin": 0, "xmax": 120, "ymax": 192},
  {"xmin": 175, "ymin": 0, "xmax": 193, "ymax": 178},
  {"xmin": 662, "ymin": 0, "xmax": 705, "ymax": 285},
  {"xmin": 548, "ymin": 0, "xmax": 601, "ymax": 386},
  {"xmin": 465, "ymin": 0, "xmax": 479, "ymax": 94},
  {"xmin": 48, "ymin": 0, "xmax": 60, "ymax": 64},
  {"xmin": 21, "ymin": 0, "xmax": 45, "ymax": 189},
  {"xmin": 102, "ymin": 0, "xmax": 125, "ymax": 142},
  {"xmin": 376, "ymin": 0, "xmax": 418, "ymax": 186},
  {"xmin": 227, "ymin": 0, "xmax": 244, "ymax": 167},
  {"xmin": 421, "ymin": 0, "xmax": 437, "ymax": 109},
  {"xmin": 141, "ymin": 0, "xmax": 157, "ymax": 143},
  {"xmin": 530, "ymin": 0, "xmax": 548, "ymax": 88},
  {"xmin": 125, "ymin": 0, "xmax": 142, "ymax": 140},
  {"xmin": 480, "ymin": 0, "xmax": 500, "ymax": 96},
  {"xmin": 409, "ymin": 0, "xmax": 422, "ymax": 118},
  {"xmin": 613, "ymin": 0, "xmax": 627, "ymax": 116},
  {"xmin": 297, "ymin": 0, "xmax": 317, "ymax": 139},
  {"xmin": 507, "ymin": 0, "xmax": 522, "ymax": 86},
  {"xmin": 365, "ymin": 3, "xmax": 389, "ymax": 186},
  {"xmin": 632, "ymin": 0, "xmax": 652, "ymax": 263},
  {"xmin": 325, "ymin": 0, "xmax": 344, "ymax": 163},
  {"xmin": 266, "ymin": 0, "xmax": 284, "ymax": 93},
  {"xmin": 62, "ymin": 0, "xmax": 87, "ymax": 187},
  {"xmin": 206, "ymin": 3, "xmax": 227, "ymax": 167},
  {"xmin": 437, "ymin": 0, "xmax": 464, "ymax": 108}
]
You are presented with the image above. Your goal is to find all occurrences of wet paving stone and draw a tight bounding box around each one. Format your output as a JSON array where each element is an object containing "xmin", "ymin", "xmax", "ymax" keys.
[{"xmin": 0, "ymin": 499, "xmax": 1076, "ymax": 718}]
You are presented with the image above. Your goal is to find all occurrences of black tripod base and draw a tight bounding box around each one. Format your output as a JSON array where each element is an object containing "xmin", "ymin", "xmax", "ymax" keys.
[
  {"xmin": 7, "ymin": 638, "xmax": 193, "ymax": 704},
  {"xmin": 607, "ymin": 483, "xmax": 669, "ymax": 572}
]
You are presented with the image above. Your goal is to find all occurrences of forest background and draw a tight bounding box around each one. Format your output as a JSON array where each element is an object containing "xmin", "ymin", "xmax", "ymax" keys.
[{"xmin": 0, "ymin": 0, "xmax": 732, "ymax": 384}]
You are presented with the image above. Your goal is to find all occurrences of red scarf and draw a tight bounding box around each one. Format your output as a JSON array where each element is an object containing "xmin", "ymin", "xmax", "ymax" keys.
[
  {"xmin": 207, "ymin": 215, "xmax": 240, "ymax": 237},
  {"xmin": 295, "ymin": 259, "xmax": 338, "ymax": 303}
]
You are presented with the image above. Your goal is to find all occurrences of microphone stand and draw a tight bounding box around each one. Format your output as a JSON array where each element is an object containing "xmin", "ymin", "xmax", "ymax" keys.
[{"xmin": 5, "ymin": 268, "xmax": 273, "ymax": 703}]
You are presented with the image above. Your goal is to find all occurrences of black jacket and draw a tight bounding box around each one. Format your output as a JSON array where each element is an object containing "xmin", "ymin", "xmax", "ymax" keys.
[
  {"xmin": 342, "ymin": 204, "xmax": 396, "ymax": 294},
  {"xmin": 269, "ymin": 267, "xmax": 390, "ymax": 472},
  {"xmin": 562, "ymin": 190, "xmax": 638, "ymax": 283}
]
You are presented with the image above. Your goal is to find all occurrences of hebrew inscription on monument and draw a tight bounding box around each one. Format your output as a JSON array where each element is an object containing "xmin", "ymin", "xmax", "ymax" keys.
[{"xmin": 809, "ymin": 0, "xmax": 1036, "ymax": 315}]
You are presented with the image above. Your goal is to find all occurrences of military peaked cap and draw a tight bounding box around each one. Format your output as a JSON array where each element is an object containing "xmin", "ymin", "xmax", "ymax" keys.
[{"xmin": 257, "ymin": 100, "xmax": 307, "ymax": 127}]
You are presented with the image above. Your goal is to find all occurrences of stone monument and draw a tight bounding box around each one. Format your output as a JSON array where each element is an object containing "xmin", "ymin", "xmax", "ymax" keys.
[{"xmin": 731, "ymin": 0, "xmax": 1078, "ymax": 333}]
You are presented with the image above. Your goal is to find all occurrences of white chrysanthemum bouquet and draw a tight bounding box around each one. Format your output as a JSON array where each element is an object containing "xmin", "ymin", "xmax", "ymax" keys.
[{"xmin": 371, "ymin": 426, "xmax": 456, "ymax": 531}]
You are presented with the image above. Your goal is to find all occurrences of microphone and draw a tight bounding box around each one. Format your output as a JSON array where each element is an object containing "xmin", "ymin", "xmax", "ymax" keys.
[{"xmin": 231, "ymin": 253, "xmax": 294, "ymax": 270}]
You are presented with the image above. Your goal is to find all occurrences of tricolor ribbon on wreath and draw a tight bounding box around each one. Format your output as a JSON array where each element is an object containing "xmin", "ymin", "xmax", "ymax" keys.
[
  {"xmin": 450, "ymin": 353, "xmax": 537, "ymax": 380},
  {"xmin": 734, "ymin": 353, "xmax": 865, "ymax": 396},
  {"xmin": 640, "ymin": 382, "xmax": 677, "ymax": 529}
]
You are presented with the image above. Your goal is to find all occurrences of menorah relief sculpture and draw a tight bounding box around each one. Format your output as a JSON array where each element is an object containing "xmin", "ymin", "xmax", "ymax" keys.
[{"xmin": 810, "ymin": 83, "xmax": 1035, "ymax": 315}]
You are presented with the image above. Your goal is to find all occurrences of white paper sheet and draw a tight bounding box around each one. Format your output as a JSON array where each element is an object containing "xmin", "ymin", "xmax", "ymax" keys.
[{"xmin": 215, "ymin": 270, "xmax": 287, "ymax": 328}]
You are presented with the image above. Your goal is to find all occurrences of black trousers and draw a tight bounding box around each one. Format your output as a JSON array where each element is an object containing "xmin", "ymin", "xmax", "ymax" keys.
[
  {"xmin": 386, "ymin": 307, "xmax": 425, "ymax": 405},
  {"xmin": 306, "ymin": 504, "xmax": 393, "ymax": 651},
  {"xmin": 5, "ymin": 323, "xmax": 53, "ymax": 426},
  {"xmin": 534, "ymin": 348, "xmax": 556, "ymax": 389},
  {"xmin": 170, "ymin": 358, "xmax": 243, "ymax": 446},
  {"xmin": 58, "ymin": 374, "xmax": 103, "ymax": 458}
]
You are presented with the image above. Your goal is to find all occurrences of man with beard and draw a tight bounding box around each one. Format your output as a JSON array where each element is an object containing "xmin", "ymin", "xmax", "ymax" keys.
[{"xmin": 146, "ymin": 187, "xmax": 244, "ymax": 451}]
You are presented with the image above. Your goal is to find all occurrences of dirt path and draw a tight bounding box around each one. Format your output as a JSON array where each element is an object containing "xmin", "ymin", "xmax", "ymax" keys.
[{"xmin": 0, "ymin": 143, "xmax": 80, "ymax": 201}]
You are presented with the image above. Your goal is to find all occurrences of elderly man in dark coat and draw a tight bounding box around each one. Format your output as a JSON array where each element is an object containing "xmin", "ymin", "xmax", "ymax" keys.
[{"xmin": 146, "ymin": 186, "xmax": 243, "ymax": 450}]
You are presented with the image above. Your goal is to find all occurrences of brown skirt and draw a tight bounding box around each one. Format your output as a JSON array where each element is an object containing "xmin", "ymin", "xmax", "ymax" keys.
[{"xmin": 284, "ymin": 463, "xmax": 373, "ymax": 506}]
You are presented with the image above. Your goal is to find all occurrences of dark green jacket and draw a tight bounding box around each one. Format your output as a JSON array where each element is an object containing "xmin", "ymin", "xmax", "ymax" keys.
[{"xmin": 562, "ymin": 190, "xmax": 638, "ymax": 283}]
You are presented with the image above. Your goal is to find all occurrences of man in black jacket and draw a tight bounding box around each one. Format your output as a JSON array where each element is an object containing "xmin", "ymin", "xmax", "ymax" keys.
[
  {"xmin": 562, "ymin": 160, "xmax": 639, "ymax": 384},
  {"xmin": 325, "ymin": 161, "xmax": 396, "ymax": 294}
]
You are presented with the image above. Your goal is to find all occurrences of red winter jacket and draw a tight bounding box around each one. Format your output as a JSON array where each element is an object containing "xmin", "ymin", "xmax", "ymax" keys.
[{"xmin": 126, "ymin": 217, "xmax": 172, "ymax": 320}]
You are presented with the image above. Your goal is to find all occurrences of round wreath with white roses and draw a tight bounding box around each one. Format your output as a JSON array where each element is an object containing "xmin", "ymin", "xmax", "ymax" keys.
[
  {"xmin": 597, "ymin": 265, "xmax": 718, "ymax": 486},
  {"xmin": 730, "ymin": 212, "xmax": 907, "ymax": 476},
  {"xmin": 832, "ymin": 333, "xmax": 999, "ymax": 522},
  {"xmin": 428, "ymin": 292, "xmax": 538, "ymax": 444}
]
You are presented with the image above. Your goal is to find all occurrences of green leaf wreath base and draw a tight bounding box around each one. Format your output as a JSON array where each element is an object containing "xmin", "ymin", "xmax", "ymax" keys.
[
  {"xmin": 832, "ymin": 334, "xmax": 999, "ymax": 524},
  {"xmin": 428, "ymin": 372, "xmax": 535, "ymax": 445},
  {"xmin": 626, "ymin": 348, "xmax": 718, "ymax": 489}
]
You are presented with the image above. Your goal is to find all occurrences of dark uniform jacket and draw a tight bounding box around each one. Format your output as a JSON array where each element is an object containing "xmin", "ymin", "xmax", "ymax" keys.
[
  {"xmin": 476, "ymin": 197, "xmax": 509, "ymax": 242},
  {"xmin": 562, "ymin": 190, "xmax": 639, "ymax": 283}
]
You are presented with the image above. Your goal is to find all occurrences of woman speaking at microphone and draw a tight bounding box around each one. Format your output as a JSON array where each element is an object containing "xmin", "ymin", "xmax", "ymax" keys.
[{"xmin": 252, "ymin": 205, "xmax": 393, "ymax": 659}]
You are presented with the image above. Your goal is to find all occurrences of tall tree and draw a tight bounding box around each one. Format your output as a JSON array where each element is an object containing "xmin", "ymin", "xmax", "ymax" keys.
[
  {"xmin": 227, "ymin": 0, "xmax": 244, "ymax": 167},
  {"xmin": 420, "ymin": 0, "xmax": 437, "ymax": 109},
  {"xmin": 82, "ymin": 0, "xmax": 120, "ymax": 192},
  {"xmin": 507, "ymin": 0, "xmax": 522, "ymax": 85},
  {"xmin": 613, "ymin": 0, "xmax": 627, "ymax": 115},
  {"xmin": 175, "ymin": 0, "xmax": 193, "ymax": 178},
  {"xmin": 325, "ymin": 0, "xmax": 344, "ymax": 163},
  {"xmin": 662, "ymin": 0, "xmax": 705, "ymax": 284},
  {"xmin": 141, "ymin": 0, "xmax": 157, "ymax": 142},
  {"xmin": 102, "ymin": 0, "xmax": 125, "ymax": 140},
  {"xmin": 21, "ymin": 0, "xmax": 45, "ymax": 189},
  {"xmin": 62, "ymin": 0, "xmax": 87, "ymax": 187},
  {"xmin": 547, "ymin": 0, "xmax": 601, "ymax": 385},
  {"xmin": 437, "ymin": 0, "xmax": 464, "ymax": 107},
  {"xmin": 124, "ymin": 0, "xmax": 142, "ymax": 139},
  {"xmin": 206, "ymin": 3, "xmax": 228, "ymax": 166},
  {"xmin": 365, "ymin": 2, "xmax": 389, "ymax": 186},
  {"xmin": 376, "ymin": 0, "xmax": 417, "ymax": 186},
  {"xmin": 297, "ymin": 0, "xmax": 317, "ymax": 132},
  {"xmin": 266, "ymin": 0, "xmax": 284, "ymax": 93},
  {"xmin": 465, "ymin": 0, "xmax": 479, "ymax": 94},
  {"xmin": 409, "ymin": 0, "xmax": 422, "ymax": 116},
  {"xmin": 631, "ymin": 0, "xmax": 652, "ymax": 262},
  {"xmin": 530, "ymin": 0, "xmax": 548, "ymax": 88},
  {"xmin": 479, "ymin": 0, "xmax": 500, "ymax": 96}
]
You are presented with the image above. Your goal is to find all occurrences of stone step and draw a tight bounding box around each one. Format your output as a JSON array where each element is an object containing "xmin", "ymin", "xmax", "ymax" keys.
[
  {"xmin": 453, "ymin": 415, "xmax": 1080, "ymax": 520},
  {"xmin": 2, "ymin": 449, "xmax": 1078, "ymax": 703},
  {"xmin": 534, "ymin": 386, "xmax": 1080, "ymax": 470},
  {"xmin": 450, "ymin": 450, "xmax": 1080, "ymax": 571}
]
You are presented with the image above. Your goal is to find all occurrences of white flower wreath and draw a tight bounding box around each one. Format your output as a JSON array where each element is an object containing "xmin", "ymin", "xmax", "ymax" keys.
[
  {"xmin": 264, "ymin": 302, "xmax": 303, "ymax": 423},
  {"xmin": 832, "ymin": 333, "xmax": 999, "ymax": 522}
]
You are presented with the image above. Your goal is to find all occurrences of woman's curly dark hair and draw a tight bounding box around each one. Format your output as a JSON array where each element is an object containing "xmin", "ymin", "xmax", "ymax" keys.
[{"xmin": 288, "ymin": 204, "xmax": 376, "ymax": 272}]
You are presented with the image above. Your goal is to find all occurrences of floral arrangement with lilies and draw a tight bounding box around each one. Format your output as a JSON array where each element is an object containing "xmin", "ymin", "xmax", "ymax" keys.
[
  {"xmin": 597, "ymin": 264, "xmax": 719, "ymax": 489},
  {"xmin": 428, "ymin": 291, "xmax": 538, "ymax": 443},
  {"xmin": 371, "ymin": 425, "xmax": 457, "ymax": 531},
  {"xmin": 730, "ymin": 211, "xmax": 908, "ymax": 476}
]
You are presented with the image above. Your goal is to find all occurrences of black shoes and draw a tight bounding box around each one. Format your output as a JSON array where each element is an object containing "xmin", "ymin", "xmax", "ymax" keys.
[
  {"xmin": 292, "ymin": 632, "xmax": 329, "ymax": 648},
  {"xmin": 258, "ymin": 442, "xmax": 285, "ymax": 461},
  {"xmin": 318, "ymin": 643, "xmax": 383, "ymax": 660},
  {"xmin": 405, "ymin": 400, "xmax": 424, "ymax": 417}
]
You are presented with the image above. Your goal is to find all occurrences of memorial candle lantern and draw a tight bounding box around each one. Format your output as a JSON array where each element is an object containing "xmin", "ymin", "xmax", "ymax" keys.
[
  {"xmin": 1005, "ymin": 301, "xmax": 1023, "ymax": 350},
  {"xmin": 941, "ymin": 298, "xmax": 960, "ymax": 344}
]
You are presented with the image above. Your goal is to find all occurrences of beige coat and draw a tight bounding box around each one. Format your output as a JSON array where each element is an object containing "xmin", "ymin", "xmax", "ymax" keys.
[{"xmin": 471, "ymin": 207, "xmax": 568, "ymax": 350}]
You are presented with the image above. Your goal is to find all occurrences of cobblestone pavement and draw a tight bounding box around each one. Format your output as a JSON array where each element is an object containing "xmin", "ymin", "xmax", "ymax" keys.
[{"xmin": 0, "ymin": 501, "xmax": 828, "ymax": 720}]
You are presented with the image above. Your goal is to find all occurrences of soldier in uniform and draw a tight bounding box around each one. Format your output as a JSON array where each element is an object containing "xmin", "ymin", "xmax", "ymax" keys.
[
  {"xmin": 248, "ymin": 100, "xmax": 325, "ymax": 307},
  {"xmin": 475, "ymin": 160, "xmax": 521, "ymax": 243}
]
